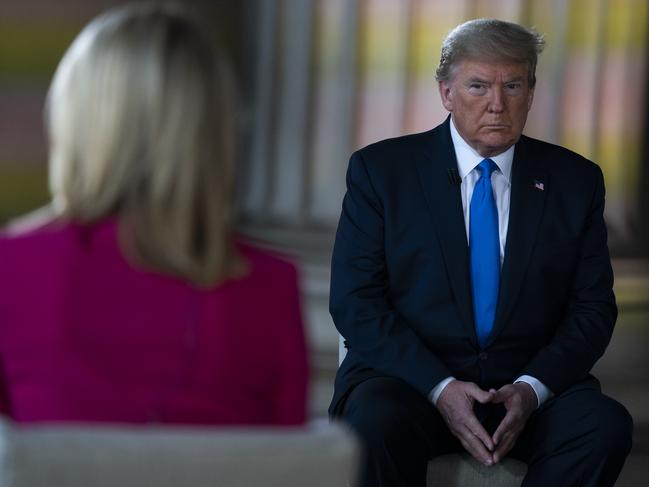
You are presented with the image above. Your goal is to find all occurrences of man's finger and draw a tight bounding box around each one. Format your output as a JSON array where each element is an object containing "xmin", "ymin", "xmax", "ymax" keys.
[
  {"xmin": 491, "ymin": 385, "xmax": 513, "ymax": 404},
  {"xmin": 492, "ymin": 411, "xmax": 515, "ymax": 445},
  {"xmin": 466, "ymin": 383, "xmax": 496, "ymax": 404},
  {"xmin": 493, "ymin": 432, "xmax": 515, "ymax": 463},
  {"xmin": 465, "ymin": 414, "xmax": 495, "ymax": 451},
  {"xmin": 458, "ymin": 425, "xmax": 494, "ymax": 466}
]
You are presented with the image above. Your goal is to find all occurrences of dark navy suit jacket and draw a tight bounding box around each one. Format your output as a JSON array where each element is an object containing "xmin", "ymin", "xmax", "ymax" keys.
[{"xmin": 329, "ymin": 117, "xmax": 616, "ymax": 415}]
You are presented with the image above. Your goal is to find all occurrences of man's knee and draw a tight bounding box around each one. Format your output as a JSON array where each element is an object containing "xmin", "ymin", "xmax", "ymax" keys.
[
  {"xmin": 590, "ymin": 397, "xmax": 633, "ymax": 457},
  {"xmin": 340, "ymin": 377, "xmax": 444, "ymax": 450},
  {"xmin": 344, "ymin": 398, "xmax": 404, "ymax": 444},
  {"xmin": 343, "ymin": 379, "xmax": 423, "ymax": 439}
]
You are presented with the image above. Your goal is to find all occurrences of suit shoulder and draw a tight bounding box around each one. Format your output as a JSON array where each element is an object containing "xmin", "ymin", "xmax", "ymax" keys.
[
  {"xmin": 521, "ymin": 135, "xmax": 601, "ymax": 176},
  {"xmin": 354, "ymin": 129, "xmax": 437, "ymax": 165}
]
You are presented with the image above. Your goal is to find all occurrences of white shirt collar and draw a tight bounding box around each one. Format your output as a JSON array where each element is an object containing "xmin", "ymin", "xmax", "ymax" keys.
[{"xmin": 449, "ymin": 117, "xmax": 514, "ymax": 182}]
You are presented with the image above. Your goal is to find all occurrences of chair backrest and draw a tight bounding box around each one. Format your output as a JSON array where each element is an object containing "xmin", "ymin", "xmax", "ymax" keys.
[{"xmin": 0, "ymin": 419, "xmax": 358, "ymax": 487}]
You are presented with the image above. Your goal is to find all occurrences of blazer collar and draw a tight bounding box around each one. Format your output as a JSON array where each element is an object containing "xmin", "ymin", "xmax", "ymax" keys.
[
  {"xmin": 415, "ymin": 117, "xmax": 477, "ymax": 345},
  {"xmin": 488, "ymin": 134, "xmax": 548, "ymax": 346},
  {"xmin": 416, "ymin": 121, "xmax": 548, "ymax": 348}
]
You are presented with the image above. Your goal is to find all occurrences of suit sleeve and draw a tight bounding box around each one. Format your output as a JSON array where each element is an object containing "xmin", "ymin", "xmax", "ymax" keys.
[
  {"xmin": 330, "ymin": 151, "xmax": 452, "ymax": 397},
  {"xmin": 520, "ymin": 166, "xmax": 617, "ymax": 394}
]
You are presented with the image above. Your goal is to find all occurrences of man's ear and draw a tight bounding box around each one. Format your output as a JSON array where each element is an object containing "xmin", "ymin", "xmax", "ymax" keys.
[
  {"xmin": 527, "ymin": 86, "xmax": 535, "ymax": 112},
  {"xmin": 438, "ymin": 81, "xmax": 453, "ymax": 112}
]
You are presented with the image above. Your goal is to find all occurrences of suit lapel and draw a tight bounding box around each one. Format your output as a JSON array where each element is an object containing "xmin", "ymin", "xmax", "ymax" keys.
[
  {"xmin": 488, "ymin": 136, "xmax": 548, "ymax": 345},
  {"xmin": 415, "ymin": 119, "xmax": 477, "ymax": 345}
]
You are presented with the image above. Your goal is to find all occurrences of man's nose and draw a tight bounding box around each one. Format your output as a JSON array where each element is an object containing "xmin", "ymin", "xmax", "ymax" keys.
[{"xmin": 488, "ymin": 86, "xmax": 505, "ymax": 113}]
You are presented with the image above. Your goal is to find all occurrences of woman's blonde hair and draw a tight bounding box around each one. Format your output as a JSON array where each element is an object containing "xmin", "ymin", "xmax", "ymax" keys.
[{"xmin": 46, "ymin": 2, "xmax": 243, "ymax": 286}]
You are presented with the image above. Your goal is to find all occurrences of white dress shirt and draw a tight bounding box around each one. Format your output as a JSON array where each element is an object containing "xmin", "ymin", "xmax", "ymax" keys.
[{"xmin": 429, "ymin": 118, "xmax": 553, "ymax": 408}]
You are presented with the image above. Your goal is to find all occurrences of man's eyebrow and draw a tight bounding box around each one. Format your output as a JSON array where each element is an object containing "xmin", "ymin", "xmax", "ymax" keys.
[
  {"xmin": 466, "ymin": 76, "xmax": 489, "ymax": 84},
  {"xmin": 465, "ymin": 75, "xmax": 525, "ymax": 84},
  {"xmin": 504, "ymin": 76, "xmax": 525, "ymax": 83}
]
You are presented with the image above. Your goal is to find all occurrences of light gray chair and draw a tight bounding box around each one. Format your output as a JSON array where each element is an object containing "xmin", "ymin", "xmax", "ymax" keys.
[
  {"xmin": 0, "ymin": 419, "xmax": 359, "ymax": 487},
  {"xmin": 338, "ymin": 336, "xmax": 527, "ymax": 487},
  {"xmin": 427, "ymin": 453, "xmax": 526, "ymax": 487}
]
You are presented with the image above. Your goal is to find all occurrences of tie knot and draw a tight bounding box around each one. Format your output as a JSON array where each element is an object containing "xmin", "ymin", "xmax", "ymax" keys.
[{"xmin": 478, "ymin": 159, "xmax": 497, "ymax": 178}]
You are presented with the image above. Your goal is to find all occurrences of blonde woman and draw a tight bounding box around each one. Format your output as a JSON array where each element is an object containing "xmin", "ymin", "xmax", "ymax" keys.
[{"xmin": 0, "ymin": 3, "xmax": 308, "ymax": 425}]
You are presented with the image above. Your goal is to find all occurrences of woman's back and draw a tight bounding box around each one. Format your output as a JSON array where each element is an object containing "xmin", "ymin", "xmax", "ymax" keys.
[{"xmin": 0, "ymin": 219, "xmax": 307, "ymax": 425}]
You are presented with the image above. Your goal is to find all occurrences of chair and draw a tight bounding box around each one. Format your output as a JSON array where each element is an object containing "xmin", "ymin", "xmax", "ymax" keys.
[
  {"xmin": 427, "ymin": 453, "xmax": 526, "ymax": 486},
  {"xmin": 0, "ymin": 418, "xmax": 359, "ymax": 487},
  {"xmin": 338, "ymin": 336, "xmax": 527, "ymax": 486}
]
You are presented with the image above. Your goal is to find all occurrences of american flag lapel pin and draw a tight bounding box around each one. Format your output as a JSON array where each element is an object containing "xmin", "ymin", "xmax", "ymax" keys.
[{"xmin": 533, "ymin": 180, "xmax": 545, "ymax": 191}]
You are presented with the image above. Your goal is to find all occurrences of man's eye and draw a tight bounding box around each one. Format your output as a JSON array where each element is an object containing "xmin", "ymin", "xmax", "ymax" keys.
[
  {"xmin": 506, "ymin": 83, "xmax": 522, "ymax": 91},
  {"xmin": 468, "ymin": 84, "xmax": 486, "ymax": 94}
]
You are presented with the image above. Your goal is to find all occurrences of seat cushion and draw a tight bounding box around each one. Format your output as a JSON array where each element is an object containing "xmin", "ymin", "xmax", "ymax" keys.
[{"xmin": 427, "ymin": 453, "xmax": 527, "ymax": 487}]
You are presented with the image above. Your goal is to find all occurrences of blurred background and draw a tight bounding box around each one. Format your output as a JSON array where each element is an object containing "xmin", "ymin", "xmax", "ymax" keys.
[{"xmin": 1, "ymin": 0, "xmax": 648, "ymax": 482}]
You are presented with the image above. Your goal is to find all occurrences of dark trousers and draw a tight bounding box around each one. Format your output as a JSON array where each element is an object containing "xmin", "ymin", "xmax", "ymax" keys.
[{"xmin": 335, "ymin": 376, "xmax": 633, "ymax": 487}]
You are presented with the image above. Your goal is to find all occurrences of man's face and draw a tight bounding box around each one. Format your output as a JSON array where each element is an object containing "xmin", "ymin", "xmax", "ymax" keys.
[{"xmin": 438, "ymin": 60, "xmax": 534, "ymax": 157}]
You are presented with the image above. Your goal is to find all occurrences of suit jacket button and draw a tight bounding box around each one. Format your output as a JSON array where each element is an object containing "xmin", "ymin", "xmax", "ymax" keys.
[{"xmin": 478, "ymin": 352, "xmax": 488, "ymax": 361}]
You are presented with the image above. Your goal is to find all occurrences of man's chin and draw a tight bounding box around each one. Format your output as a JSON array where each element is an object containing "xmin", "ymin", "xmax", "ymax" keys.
[{"xmin": 473, "ymin": 138, "xmax": 515, "ymax": 157}]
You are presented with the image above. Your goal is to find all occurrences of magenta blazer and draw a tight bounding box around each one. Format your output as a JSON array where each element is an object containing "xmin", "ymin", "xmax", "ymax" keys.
[{"xmin": 0, "ymin": 217, "xmax": 308, "ymax": 425}]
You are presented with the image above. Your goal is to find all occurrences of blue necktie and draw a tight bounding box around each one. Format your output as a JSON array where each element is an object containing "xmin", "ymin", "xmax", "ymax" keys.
[{"xmin": 470, "ymin": 159, "xmax": 500, "ymax": 348}]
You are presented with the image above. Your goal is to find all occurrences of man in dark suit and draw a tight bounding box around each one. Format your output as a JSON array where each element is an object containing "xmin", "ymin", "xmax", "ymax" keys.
[{"xmin": 329, "ymin": 18, "xmax": 633, "ymax": 487}]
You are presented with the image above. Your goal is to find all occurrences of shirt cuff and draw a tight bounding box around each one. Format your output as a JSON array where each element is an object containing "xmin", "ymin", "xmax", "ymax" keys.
[
  {"xmin": 428, "ymin": 376, "xmax": 456, "ymax": 405},
  {"xmin": 515, "ymin": 375, "xmax": 553, "ymax": 408}
]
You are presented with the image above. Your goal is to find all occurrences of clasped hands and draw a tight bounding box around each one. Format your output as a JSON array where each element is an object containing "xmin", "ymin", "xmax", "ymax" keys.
[{"xmin": 436, "ymin": 379, "xmax": 537, "ymax": 467}]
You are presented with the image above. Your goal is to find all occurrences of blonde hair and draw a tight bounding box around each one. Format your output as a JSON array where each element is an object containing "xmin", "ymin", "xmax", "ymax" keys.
[{"xmin": 46, "ymin": 2, "xmax": 243, "ymax": 286}]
